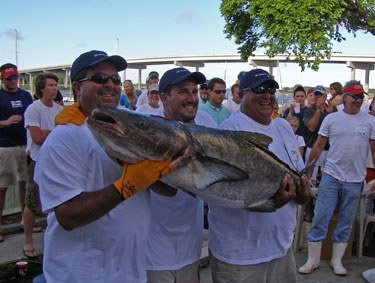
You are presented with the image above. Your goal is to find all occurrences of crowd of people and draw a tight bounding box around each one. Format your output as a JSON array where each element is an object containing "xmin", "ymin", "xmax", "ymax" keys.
[{"xmin": 0, "ymin": 50, "xmax": 375, "ymax": 282}]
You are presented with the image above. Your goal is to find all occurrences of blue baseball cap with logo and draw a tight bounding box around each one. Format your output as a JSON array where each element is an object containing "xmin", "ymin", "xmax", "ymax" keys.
[
  {"xmin": 70, "ymin": 50, "xmax": 127, "ymax": 82},
  {"xmin": 239, "ymin": 69, "xmax": 279, "ymax": 91},
  {"xmin": 159, "ymin": 67, "xmax": 206, "ymax": 94}
]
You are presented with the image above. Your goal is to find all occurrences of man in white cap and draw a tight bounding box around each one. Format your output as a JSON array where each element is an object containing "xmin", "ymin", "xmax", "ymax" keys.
[
  {"xmin": 136, "ymin": 83, "xmax": 163, "ymax": 115},
  {"xmin": 136, "ymin": 71, "xmax": 160, "ymax": 107}
]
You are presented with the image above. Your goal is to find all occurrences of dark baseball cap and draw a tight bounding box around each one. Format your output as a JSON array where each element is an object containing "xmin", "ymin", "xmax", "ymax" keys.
[
  {"xmin": 313, "ymin": 85, "xmax": 326, "ymax": 94},
  {"xmin": 239, "ymin": 69, "xmax": 279, "ymax": 91},
  {"xmin": 159, "ymin": 67, "xmax": 206, "ymax": 94},
  {"xmin": 70, "ymin": 50, "xmax": 127, "ymax": 82}
]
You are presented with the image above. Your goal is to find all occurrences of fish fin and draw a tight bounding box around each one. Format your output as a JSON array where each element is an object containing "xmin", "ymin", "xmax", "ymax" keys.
[
  {"xmin": 244, "ymin": 199, "xmax": 276, "ymax": 212},
  {"xmin": 191, "ymin": 157, "xmax": 248, "ymax": 190},
  {"xmin": 299, "ymin": 159, "xmax": 316, "ymax": 178},
  {"xmin": 240, "ymin": 131, "xmax": 273, "ymax": 152}
]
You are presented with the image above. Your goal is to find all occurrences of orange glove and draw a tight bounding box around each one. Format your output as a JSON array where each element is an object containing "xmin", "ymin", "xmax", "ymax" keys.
[
  {"xmin": 114, "ymin": 159, "xmax": 173, "ymax": 199},
  {"xmin": 55, "ymin": 102, "xmax": 86, "ymax": 126}
]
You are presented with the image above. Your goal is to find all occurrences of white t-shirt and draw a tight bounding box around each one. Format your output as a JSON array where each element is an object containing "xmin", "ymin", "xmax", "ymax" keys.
[
  {"xmin": 136, "ymin": 103, "xmax": 163, "ymax": 115},
  {"xmin": 24, "ymin": 100, "xmax": 63, "ymax": 161},
  {"xmin": 319, "ymin": 110, "xmax": 375, "ymax": 182},
  {"xmin": 146, "ymin": 110, "xmax": 216, "ymax": 270},
  {"xmin": 223, "ymin": 99, "xmax": 240, "ymax": 114},
  {"xmin": 208, "ymin": 111, "xmax": 305, "ymax": 265},
  {"xmin": 35, "ymin": 123, "xmax": 150, "ymax": 283},
  {"xmin": 337, "ymin": 102, "xmax": 370, "ymax": 113},
  {"xmin": 136, "ymin": 90, "xmax": 148, "ymax": 107},
  {"xmin": 296, "ymin": 135, "xmax": 306, "ymax": 148}
]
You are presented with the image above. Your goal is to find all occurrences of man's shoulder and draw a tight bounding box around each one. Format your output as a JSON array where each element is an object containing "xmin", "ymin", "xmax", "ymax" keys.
[{"xmin": 195, "ymin": 110, "xmax": 217, "ymax": 127}]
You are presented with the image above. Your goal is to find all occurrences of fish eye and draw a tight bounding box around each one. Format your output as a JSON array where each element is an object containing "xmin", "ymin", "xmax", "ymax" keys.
[{"xmin": 137, "ymin": 119, "xmax": 148, "ymax": 129}]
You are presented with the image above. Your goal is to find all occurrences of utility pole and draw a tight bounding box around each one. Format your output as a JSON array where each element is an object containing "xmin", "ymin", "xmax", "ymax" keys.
[{"xmin": 14, "ymin": 29, "xmax": 18, "ymax": 66}]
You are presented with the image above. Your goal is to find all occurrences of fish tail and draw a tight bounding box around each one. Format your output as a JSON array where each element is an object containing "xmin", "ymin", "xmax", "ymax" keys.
[{"xmin": 299, "ymin": 159, "xmax": 316, "ymax": 179}]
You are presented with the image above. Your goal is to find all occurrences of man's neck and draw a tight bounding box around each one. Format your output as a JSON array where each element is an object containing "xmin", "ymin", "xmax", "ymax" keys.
[
  {"xmin": 40, "ymin": 97, "xmax": 54, "ymax": 107},
  {"xmin": 2, "ymin": 86, "xmax": 18, "ymax": 93}
]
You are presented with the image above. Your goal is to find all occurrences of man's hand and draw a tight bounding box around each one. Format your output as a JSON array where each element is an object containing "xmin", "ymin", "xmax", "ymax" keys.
[
  {"xmin": 113, "ymin": 159, "xmax": 173, "ymax": 200},
  {"xmin": 5, "ymin": 115, "xmax": 22, "ymax": 126},
  {"xmin": 294, "ymin": 175, "xmax": 310, "ymax": 205},
  {"xmin": 273, "ymin": 174, "xmax": 296, "ymax": 209},
  {"xmin": 316, "ymin": 94, "xmax": 327, "ymax": 111}
]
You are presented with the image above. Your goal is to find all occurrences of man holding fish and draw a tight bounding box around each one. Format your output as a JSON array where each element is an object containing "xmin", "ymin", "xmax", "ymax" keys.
[{"xmin": 35, "ymin": 50, "xmax": 172, "ymax": 282}]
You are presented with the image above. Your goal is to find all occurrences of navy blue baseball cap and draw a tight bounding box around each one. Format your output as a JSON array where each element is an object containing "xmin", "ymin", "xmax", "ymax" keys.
[
  {"xmin": 159, "ymin": 67, "xmax": 206, "ymax": 94},
  {"xmin": 70, "ymin": 50, "xmax": 127, "ymax": 82},
  {"xmin": 239, "ymin": 69, "xmax": 279, "ymax": 91}
]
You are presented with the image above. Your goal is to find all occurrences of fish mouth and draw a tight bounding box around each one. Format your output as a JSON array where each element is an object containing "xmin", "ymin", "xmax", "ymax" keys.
[{"xmin": 87, "ymin": 109, "xmax": 126, "ymax": 137}]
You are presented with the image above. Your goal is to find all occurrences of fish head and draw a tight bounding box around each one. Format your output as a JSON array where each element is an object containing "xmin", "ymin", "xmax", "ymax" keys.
[{"xmin": 87, "ymin": 108, "xmax": 188, "ymax": 164}]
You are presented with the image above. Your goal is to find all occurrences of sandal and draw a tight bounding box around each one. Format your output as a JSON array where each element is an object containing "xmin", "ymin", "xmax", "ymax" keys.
[{"xmin": 23, "ymin": 248, "xmax": 38, "ymax": 259}]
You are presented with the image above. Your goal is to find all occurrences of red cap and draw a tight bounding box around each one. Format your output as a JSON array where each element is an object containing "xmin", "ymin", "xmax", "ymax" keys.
[
  {"xmin": 343, "ymin": 84, "xmax": 367, "ymax": 95},
  {"xmin": 307, "ymin": 88, "xmax": 314, "ymax": 95},
  {"xmin": 1, "ymin": 67, "xmax": 18, "ymax": 79}
]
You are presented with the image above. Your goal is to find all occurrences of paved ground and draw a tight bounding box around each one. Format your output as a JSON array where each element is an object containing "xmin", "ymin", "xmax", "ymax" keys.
[{"xmin": 0, "ymin": 219, "xmax": 374, "ymax": 282}]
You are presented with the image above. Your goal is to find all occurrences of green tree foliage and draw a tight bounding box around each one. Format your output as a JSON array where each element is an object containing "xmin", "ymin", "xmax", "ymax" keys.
[{"xmin": 221, "ymin": 0, "xmax": 375, "ymax": 70}]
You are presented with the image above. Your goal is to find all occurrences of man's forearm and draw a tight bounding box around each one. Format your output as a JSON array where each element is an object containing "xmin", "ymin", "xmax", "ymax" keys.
[
  {"xmin": 54, "ymin": 185, "xmax": 123, "ymax": 231},
  {"xmin": 307, "ymin": 110, "xmax": 321, "ymax": 132}
]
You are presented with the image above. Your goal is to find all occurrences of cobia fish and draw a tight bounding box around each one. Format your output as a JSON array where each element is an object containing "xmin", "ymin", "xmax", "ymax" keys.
[{"xmin": 87, "ymin": 108, "xmax": 306, "ymax": 212}]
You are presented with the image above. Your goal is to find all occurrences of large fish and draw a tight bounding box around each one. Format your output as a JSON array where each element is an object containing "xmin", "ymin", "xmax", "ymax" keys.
[{"xmin": 87, "ymin": 108, "xmax": 306, "ymax": 212}]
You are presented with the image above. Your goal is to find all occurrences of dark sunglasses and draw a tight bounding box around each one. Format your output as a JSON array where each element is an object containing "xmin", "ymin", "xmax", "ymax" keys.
[
  {"xmin": 250, "ymin": 85, "xmax": 277, "ymax": 95},
  {"xmin": 78, "ymin": 73, "xmax": 121, "ymax": 85},
  {"xmin": 200, "ymin": 86, "xmax": 207, "ymax": 90},
  {"xmin": 4, "ymin": 75, "xmax": 18, "ymax": 81},
  {"xmin": 214, "ymin": 90, "xmax": 226, "ymax": 94},
  {"xmin": 150, "ymin": 75, "xmax": 159, "ymax": 80},
  {"xmin": 347, "ymin": 93, "xmax": 364, "ymax": 100}
]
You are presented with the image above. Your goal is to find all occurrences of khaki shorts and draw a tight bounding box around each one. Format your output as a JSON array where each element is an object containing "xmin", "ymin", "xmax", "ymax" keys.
[
  {"xmin": 25, "ymin": 159, "xmax": 41, "ymax": 213},
  {"xmin": 147, "ymin": 261, "xmax": 200, "ymax": 283},
  {"xmin": 210, "ymin": 247, "xmax": 297, "ymax": 283},
  {"xmin": 0, "ymin": 145, "xmax": 27, "ymax": 187}
]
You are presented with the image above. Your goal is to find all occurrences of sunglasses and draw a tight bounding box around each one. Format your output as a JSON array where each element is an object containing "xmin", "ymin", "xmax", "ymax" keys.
[
  {"xmin": 250, "ymin": 85, "xmax": 277, "ymax": 95},
  {"xmin": 214, "ymin": 90, "xmax": 226, "ymax": 94},
  {"xmin": 78, "ymin": 73, "xmax": 121, "ymax": 85},
  {"xmin": 200, "ymin": 86, "xmax": 207, "ymax": 90},
  {"xmin": 150, "ymin": 75, "xmax": 159, "ymax": 80},
  {"xmin": 347, "ymin": 93, "xmax": 364, "ymax": 100},
  {"xmin": 4, "ymin": 75, "xmax": 18, "ymax": 81}
]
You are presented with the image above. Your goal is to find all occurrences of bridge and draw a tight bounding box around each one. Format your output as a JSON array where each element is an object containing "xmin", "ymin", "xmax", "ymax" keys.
[{"xmin": 18, "ymin": 53, "xmax": 375, "ymax": 93}]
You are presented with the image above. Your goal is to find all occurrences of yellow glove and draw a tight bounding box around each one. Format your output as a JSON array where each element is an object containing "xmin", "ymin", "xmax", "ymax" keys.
[
  {"xmin": 55, "ymin": 102, "xmax": 86, "ymax": 126},
  {"xmin": 114, "ymin": 159, "xmax": 173, "ymax": 199}
]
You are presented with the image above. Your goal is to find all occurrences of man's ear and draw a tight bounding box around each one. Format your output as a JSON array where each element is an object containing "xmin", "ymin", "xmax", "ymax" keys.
[
  {"xmin": 72, "ymin": 81, "xmax": 81, "ymax": 101},
  {"xmin": 160, "ymin": 92, "xmax": 168, "ymax": 105}
]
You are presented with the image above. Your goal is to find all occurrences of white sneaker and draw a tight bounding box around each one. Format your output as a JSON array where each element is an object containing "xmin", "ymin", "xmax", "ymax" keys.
[{"xmin": 363, "ymin": 268, "xmax": 375, "ymax": 283}]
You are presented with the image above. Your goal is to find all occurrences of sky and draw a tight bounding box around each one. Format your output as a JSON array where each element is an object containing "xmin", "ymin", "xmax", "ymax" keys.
[{"xmin": 1, "ymin": 0, "xmax": 375, "ymax": 88}]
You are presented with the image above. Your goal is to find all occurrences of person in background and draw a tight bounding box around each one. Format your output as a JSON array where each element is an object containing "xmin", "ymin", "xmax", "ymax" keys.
[
  {"xmin": 306, "ymin": 88, "xmax": 315, "ymax": 108},
  {"xmin": 136, "ymin": 71, "xmax": 159, "ymax": 107},
  {"xmin": 283, "ymin": 84, "xmax": 308, "ymax": 144},
  {"xmin": 146, "ymin": 67, "xmax": 216, "ymax": 283},
  {"xmin": 223, "ymin": 83, "xmax": 241, "ymax": 114},
  {"xmin": 337, "ymin": 80, "xmax": 370, "ymax": 113},
  {"xmin": 0, "ymin": 63, "xmax": 33, "ymax": 243},
  {"xmin": 208, "ymin": 69, "xmax": 309, "ymax": 283},
  {"xmin": 199, "ymin": 77, "xmax": 230, "ymax": 126},
  {"xmin": 119, "ymin": 79, "xmax": 138, "ymax": 110},
  {"xmin": 272, "ymin": 102, "xmax": 280, "ymax": 118},
  {"xmin": 198, "ymin": 83, "xmax": 209, "ymax": 105},
  {"xmin": 287, "ymin": 116, "xmax": 305, "ymax": 157},
  {"xmin": 329, "ymin": 82, "xmax": 343, "ymax": 107},
  {"xmin": 35, "ymin": 50, "xmax": 172, "ymax": 282},
  {"xmin": 299, "ymin": 81, "xmax": 375, "ymax": 276},
  {"xmin": 55, "ymin": 89, "xmax": 64, "ymax": 106},
  {"xmin": 23, "ymin": 73, "xmax": 63, "ymax": 258},
  {"xmin": 135, "ymin": 84, "xmax": 162, "ymax": 115}
]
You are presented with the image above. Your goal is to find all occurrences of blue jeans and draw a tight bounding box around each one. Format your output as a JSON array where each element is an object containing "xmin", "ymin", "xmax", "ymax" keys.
[{"xmin": 308, "ymin": 173, "xmax": 363, "ymax": 243}]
